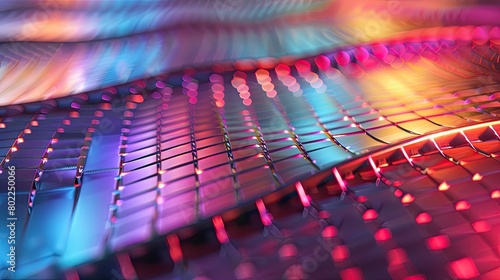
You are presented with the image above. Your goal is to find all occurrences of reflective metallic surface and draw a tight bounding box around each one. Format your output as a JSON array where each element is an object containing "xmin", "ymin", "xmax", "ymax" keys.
[{"xmin": 1, "ymin": 1, "xmax": 500, "ymax": 280}]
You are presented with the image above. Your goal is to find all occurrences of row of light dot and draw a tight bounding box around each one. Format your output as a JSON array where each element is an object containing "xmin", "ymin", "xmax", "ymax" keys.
[
  {"xmin": 232, "ymin": 71, "xmax": 252, "ymax": 106},
  {"xmin": 210, "ymin": 74, "xmax": 226, "ymax": 108},
  {"xmin": 182, "ymin": 74, "xmax": 199, "ymax": 105}
]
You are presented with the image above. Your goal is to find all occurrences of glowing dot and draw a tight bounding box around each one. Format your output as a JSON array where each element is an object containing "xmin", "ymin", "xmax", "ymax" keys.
[
  {"xmin": 472, "ymin": 173, "xmax": 482, "ymax": 181},
  {"xmin": 116, "ymin": 200, "xmax": 123, "ymax": 206},
  {"xmin": 362, "ymin": 209, "xmax": 378, "ymax": 221},
  {"xmin": 472, "ymin": 221, "xmax": 491, "ymax": 233},
  {"xmin": 357, "ymin": 196, "xmax": 368, "ymax": 203},
  {"xmin": 354, "ymin": 46, "xmax": 370, "ymax": 63},
  {"xmin": 491, "ymin": 190, "xmax": 500, "ymax": 199},
  {"xmin": 350, "ymin": 123, "xmax": 357, "ymax": 128},
  {"xmin": 449, "ymin": 257, "xmax": 479, "ymax": 279},
  {"xmin": 322, "ymin": 226, "xmax": 338, "ymax": 238},
  {"xmin": 216, "ymin": 100, "xmax": 225, "ymax": 108},
  {"xmin": 156, "ymin": 197, "xmax": 164, "ymax": 204},
  {"xmin": 339, "ymin": 267, "xmax": 363, "ymax": 280},
  {"xmin": 243, "ymin": 98, "xmax": 252, "ymax": 106},
  {"xmin": 372, "ymin": 43, "xmax": 389, "ymax": 59},
  {"xmin": 196, "ymin": 169, "xmax": 203, "ymax": 175},
  {"xmin": 394, "ymin": 189, "xmax": 403, "ymax": 197},
  {"xmin": 158, "ymin": 182, "xmax": 166, "ymax": 189},
  {"xmin": 331, "ymin": 245, "xmax": 349, "ymax": 262},
  {"xmin": 455, "ymin": 201, "xmax": 471, "ymax": 211},
  {"xmin": 314, "ymin": 55, "xmax": 331, "ymax": 71},
  {"xmin": 415, "ymin": 212, "xmax": 432, "ymax": 224},
  {"xmin": 387, "ymin": 248, "xmax": 408, "ymax": 265},
  {"xmin": 374, "ymin": 228, "xmax": 392, "ymax": 241},
  {"xmin": 17, "ymin": 138, "xmax": 24, "ymax": 143},
  {"xmin": 343, "ymin": 116, "xmax": 349, "ymax": 121},
  {"xmin": 279, "ymin": 244, "xmax": 298, "ymax": 259},
  {"xmin": 24, "ymin": 129, "xmax": 32, "ymax": 134},
  {"xmin": 426, "ymin": 235, "xmax": 450, "ymax": 250},
  {"xmin": 11, "ymin": 147, "xmax": 17, "ymax": 152},
  {"xmin": 0, "ymin": 123, "xmax": 5, "ymax": 128},
  {"xmin": 378, "ymin": 116, "xmax": 385, "ymax": 121},
  {"xmin": 334, "ymin": 51, "xmax": 351, "ymax": 66},
  {"xmin": 401, "ymin": 194, "xmax": 414, "ymax": 204},
  {"xmin": 438, "ymin": 182, "xmax": 450, "ymax": 191}
]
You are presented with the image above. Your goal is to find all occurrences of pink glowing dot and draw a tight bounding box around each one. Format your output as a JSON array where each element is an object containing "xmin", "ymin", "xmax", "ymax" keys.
[
  {"xmin": 472, "ymin": 221, "xmax": 491, "ymax": 233},
  {"xmin": 354, "ymin": 47, "xmax": 369, "ymax": 63},
  {"xmin": 332, "ymin": 245, "xmax": 349, "ymax": 262},
  {"xmin": 426, "ymin": 235, "xmax": 450, "ymax": 250},
  {"xmin": 243, "ymin": 99, "xmax": 252, "ymax": 106},
  {"xmin": 371, "ymin": 43, "xmax": 389, "ymax": 59},
  {"xmin": 448, "ymin": 257, "xmax": 479, "ymax": 279},
  {"xmin": 394, "ymin": 189, "xmax": 403, "ymax": 197},
  {"xmin": 363, "ymin": 209, "xmax": 378, "ymax": 221},
  {"xmin": 490, "ymin": 26, "xmax": 500, "ymax": 45},
  {"xmin": 472, "ymin": 26, "xmax": 489, "ymax": 45},
  {"xmin": 339, "ymin": 267, "xmax": 363, "ymax": 280},
  {"xmin": 275, "ymin": 64, "xmax": 290, "ymax": 76},
  {"xmin": 279, "ymin": 244, "xmax": 298, "ymax": 258},
  {"xmin": 314, "ymin": 55, "xmax": 331, "ymax": 71},
  {"xmin": 415, "ymin": 212, "xmax": 432, "ymax": 224},
  {"xmin": 156, "ymin": 197, "xmax": 164, "ymax": 204},
  {"xmin": 334, "ymin": 51, "xmax": 351, "ymax": 66},
  {"xmin": 295, "ymin": 60, "xmax": 311, "ymax": 73},
  {"xmin": 387, "ymin": 248, "xmax": 408, "ymax": 265},
  {"xmin": 322, "ymin": 226, "xmax": 338, "ymax": 238},
  {"xmin": 357, "ymin": 196, "xmax": 368, "ymax": 203},
  {"xmin": 374, "ymin": 228, "xmax": 392, "ymax": 241},
  {"xmin": 455, "ymin": 201, "xmax": 471, "ymax": 211},
  {"xmin": 266, "ymin": 90, "xmax": 277, "ymax": 98}
]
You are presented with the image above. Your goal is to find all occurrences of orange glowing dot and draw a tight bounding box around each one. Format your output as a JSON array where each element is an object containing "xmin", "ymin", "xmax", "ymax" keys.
[
  {"xmin": 24, "ymin": 129, "xmax": 32, "ymax": 134},
  {"xmin": 216, "ymin": 100, "xmax": 225, "ymax": 108},
  {"xmin": 415, "ymin": 212, "xmax": 432, "ymax": 224},
  {"xmin": 401, "ymin": 194, "xmax": 414, "ymax": 204},
  {"xmin": 455, "ymin": 201, "xmax": 471, "ymax": 211},
  {"xmin": 17, "ymin": 138, "xmax": 24, "ymax": 143},
  {"xmin": 472, "ymin": 173, "xmax": 483, "ymax": 181},
  {"xmin": 158, "ymin": 182, "xmax": 166, "ymax": 189},
  {"xmin": 69, "ymin": 111, "xmax": 80, "ymax": 118},
  {"xmin": 11, "ymin": 147, "xmax": 18, "ymax": 152},
  {"xmin": 47, "ymin": 147, "xmax": 53, "ymax": 153},
  {"xmin": 196, "ymin": 169, "xmax": 203, "ymax": 175},
  {"xmin": 0, "ymin": 123, "xmax": 5, "ymax": 128},
  {"xmin": 491, "ymin": 190, "xmax": 500, "ymax": 199},
  {"xmin": 31, "ymin": 121, "xmax": 39, "ymax": 126},
  {"xmin": 438, "ymin": 182, "xmax": 450, "ymax": 191}
]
